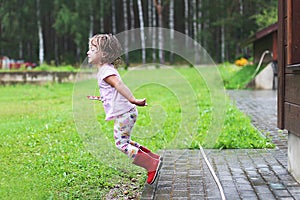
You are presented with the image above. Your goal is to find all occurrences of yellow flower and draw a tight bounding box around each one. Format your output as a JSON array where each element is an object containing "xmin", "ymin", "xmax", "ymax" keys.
[{"xmin": 235, "ymin": 58, "xmax": 248, "ymax": 67}]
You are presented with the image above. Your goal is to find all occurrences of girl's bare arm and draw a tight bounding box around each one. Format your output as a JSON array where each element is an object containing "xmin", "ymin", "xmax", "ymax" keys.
[{"xmin": 104, "ymin": 75, "xmax": 147, "ymax": 106}]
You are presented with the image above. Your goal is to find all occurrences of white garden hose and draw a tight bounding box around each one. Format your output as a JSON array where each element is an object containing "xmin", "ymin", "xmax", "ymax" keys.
[
  {"xmin": 199, "ymin": 146, "xmax": 226, "ymax": 200},
  {"xmin": 197, "ymin": 51, "xmax": 273, "ymax": 200},
  {"xmin": 253, "ymin": 50, "xmax": 273, "ymax": 78}
]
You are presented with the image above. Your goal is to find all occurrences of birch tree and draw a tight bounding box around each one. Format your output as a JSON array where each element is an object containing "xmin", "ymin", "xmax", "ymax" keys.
[
  {"xmin": 198, "ymin": 0, "xmax": 202, "ymax": 44},
  {"xmin": 184, "ymin": 0, "xmax": 189, "ymax": 47},
  {"xmin": 111, "ymin": 0, "xmax": 116, "ymax": 34},
  {"xmin": 129, "ymin": 0, "xmax": 135, "ymax": 43},
  {"xmin": 192, "ymin": 0, "xmax": 197, "ymax": 40},
  {"xmin": 192, "ymin": 0, "xmax": 200, "ymax": 64},
  {"xmin": 137, "ymin": 0, "xmax": 146, "ymax": 64},
  {"xmin": 221, "ymin": 23, "xmax": 225, "ymax": 62},
  {"xmin": 239, "ymin": 0, "xmax": 243, "ymax": 15},
  {"xmin": 152, "ymin": 0, "xmax": 157, "ymax": 63},
  {"xmin": 36, "ymin": 0, "xmax": 44, "ymax": 64},
  {"xmin": 169, "ymin": 0, "xmax": 175, "ymax": 64},
  {"xmin": 202, "ymin": 1, "xmax": 209, "ymax": 49},
  {"xmin": 154, "ymin": 0, "xmax": 164, "ymax": 64},
  {"xmin": 123, "ymin": 0, "xmax": 129, "ymax": 66},
  {"xmin": 89, "ymin": 6, "xmax": 94, "ymax": 38},
  {"xmin": 99, "ymin": 0, "xmax": 104, "ymax": 33},
  {"xmin": 148, "ymin": 0, "xmax": 152, "ymax": 28}
]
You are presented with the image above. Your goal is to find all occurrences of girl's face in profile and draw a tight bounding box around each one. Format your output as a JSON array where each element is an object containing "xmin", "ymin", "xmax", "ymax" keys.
[{"xmin": 87, "ymin": 44, "xmax": 101, "ymax": 65}]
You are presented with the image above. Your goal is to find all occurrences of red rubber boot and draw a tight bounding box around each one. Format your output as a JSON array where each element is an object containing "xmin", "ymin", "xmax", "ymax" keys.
[
  {"xmin": 139, "ymin": 146, "xmax": 163, "ymax": 161},
  {"xmin": 133, "ymin": 149, "xmax": 162, "ymax": 184}
]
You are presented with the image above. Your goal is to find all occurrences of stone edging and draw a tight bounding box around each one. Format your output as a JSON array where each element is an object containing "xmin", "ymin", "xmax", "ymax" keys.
[{"xmin": 0, "ymin": 71, "xmax": 94, "ymax": 84}]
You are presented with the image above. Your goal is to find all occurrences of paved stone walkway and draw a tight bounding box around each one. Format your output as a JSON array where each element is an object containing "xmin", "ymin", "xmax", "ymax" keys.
[{"xmin": 140, "ymin": 90, "xmax": 300, "ymax": 200}]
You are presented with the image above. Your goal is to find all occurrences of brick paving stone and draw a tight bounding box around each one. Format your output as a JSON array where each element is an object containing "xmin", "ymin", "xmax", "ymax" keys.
[
  {"xmin": 140, "ymin": 90, "xmax": 300, "ymax": 200},
  {"xmin": 141, "ymin": 150, "xmax": 273, "ymax": 199},
  {"xmin": 190, "ymin": 195, "xmax": 205, "ymax": 200},
  {"xmin": 257, "ymin": 193, "xmax": 277, "ymax": 200},
  {"xmin": 189, "ymin": 187, "xmax": 204, "ymax": 195},
  {"xmin": 154, "ymin": 194, "xmax": 170, "ymax": 200},
  {"xmin": 254, "ymin": 185, "xmax": 273, "ymax": 194},
  {"xmin": 273, "ymin": 189, "xmax": 292, "ymax": 198}
]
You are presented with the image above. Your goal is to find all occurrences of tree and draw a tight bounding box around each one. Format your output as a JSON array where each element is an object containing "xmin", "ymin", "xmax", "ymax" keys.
[
  {"xmin": 36, "ymin": 0, "xmax": 44, "ymax": 64},
  {"xmin": 123, "ymin": 0, "xmax": 129, "ymax": 66},
  {"xmin": 111, "ymin": 0, "xmax": 117, "ymax": 34},
  {"xmin": 252, "ymin": 0, "xmax": 278, "ymax": 30},
  {"xmin": 129, "ymin": 0, "xmax": 135, "ymax": 43},
  {"xmin": 137, "ymin": 0, "xmax": 146, "ymax": 64},
  {"xmin": 0, "ymin": 0, "xmax": 274, "ymax": 65},
  {"xmin": 99, "ymin": 0, "xmax": 105, "ymax": 33},
  {"xmin": 53, "ymin": 0, "xmax": 90, "ymax": 64},
  {"xmin": 154, "ymin": 0, "xmax": 164, "ymax": 64},
  {"xmin": 151, "ymin": 0, "xmax": 157, "ymax": 63},
  {"xmin": 0, "ymin": 0, "xmax": 38, "ymax": 61},
  {"xmin": 192, "ymin": 0, "xmax": 199, "ymax": 64},
  {"xmin": 89, "ymin": 4, "xmax": 94, "ymax": 38},
  {"xmin": 184, "ymin": 0, "xmax": 189, "ymax": 47},
  {"xmin": 169, "ymin": 0, "xmax": 174, "ymax": 64}
]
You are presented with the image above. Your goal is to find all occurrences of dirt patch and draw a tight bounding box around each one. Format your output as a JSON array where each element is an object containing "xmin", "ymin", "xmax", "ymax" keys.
[{"xmin": 106, "ymin": 174, "xmax": 145, "ymax": 200}]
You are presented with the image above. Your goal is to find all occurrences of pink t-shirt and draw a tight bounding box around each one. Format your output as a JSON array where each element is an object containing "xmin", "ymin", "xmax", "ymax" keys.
[{"xmin": 97, "ymin": 64, "xmax": 135, "ymax": 120}]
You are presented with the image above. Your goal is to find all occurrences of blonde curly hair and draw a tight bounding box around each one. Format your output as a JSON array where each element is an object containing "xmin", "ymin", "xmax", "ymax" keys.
[{"xmin": 89, "ymin": 33, "xmax": 123, "ymax": 68}]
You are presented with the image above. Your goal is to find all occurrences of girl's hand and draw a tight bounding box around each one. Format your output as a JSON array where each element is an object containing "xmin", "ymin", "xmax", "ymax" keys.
[{"xmin": 132, "ymin": 98, "xmax": 147, "ymax": 106}]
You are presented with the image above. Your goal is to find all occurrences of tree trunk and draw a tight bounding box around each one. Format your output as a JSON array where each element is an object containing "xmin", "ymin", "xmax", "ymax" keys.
[
  {"xmin": 239, "ymin": 0, "xmax": 244, "ymax": 57},
  {"xmin": 100, "ymin": 0, "xmax": 104, "ymax": 33},
  {"xmin": 36, "ymin": 0, "xmax": 44, "ymax": 64},
  {"xmin": 152, "ymin": 0, "xmax": 157, "ymax": 63},
  {"xmin": 154, "ymin": 0, "xmax": 164, "ymax": 64},
  {"xmin": 192, "ymin": 0, "xmax": 197, "ymax": 40},
  {"xmin": 137, "ymin": 0, "xmax": 146, "ymax": 64},
  {"xmin": 89, "ymin": 14, "xmax": 94, "ymax": 38},
  {"xmin": 19, "ymin": 41, "xmax": 23, "ymax": 59},
  {"xmin": 193, "ymin": 0, "xmax": 199, "ymax": 64},
  {"xmin": 203, "ymin": 1, "xmax": 209, "ymax": 49},
  {"xmin": 54, "ymin": 34, "xmax": 59, "ymax": 66},
  {"xmin": 221, "ymin": 24, "xmax": 225, "ymax": 62},
  {"xmin": 239, "ymin": 0, "xmax": 243, "ymax": 15},
  {"xmin": 198, "ymin": 0, "xmax": 202, "ymax": 43},
  {"xmin": 129, "ymin": 0, "xmax": 135, "ymax": 43},
  {"xmin": 123, "ymin": 0, "xmax": 129, "ymax": 67},
  {"xmin": 148, "ymin": 0, "xmax": 152, "ymax": 28},
  {"xmin": 184, "ymin": 0, "xmax": 189, "ymax": 46},
  {"xmin": 169, "ymin": 0, "xmax": 174, "ymax": 64},
  {"xmin": 111, "ymin": 0, "xmax": 116, "ymax": 34}
]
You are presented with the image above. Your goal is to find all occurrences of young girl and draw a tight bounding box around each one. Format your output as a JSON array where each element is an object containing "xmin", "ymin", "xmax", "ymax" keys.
[{"xmin": 87, "ymin": 33, "xmax": 162, "ymax": 185}]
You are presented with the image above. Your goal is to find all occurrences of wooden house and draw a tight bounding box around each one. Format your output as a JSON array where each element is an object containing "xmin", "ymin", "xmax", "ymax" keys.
[
  {"xmin": 243, "ymin": 23, "xmax": 278, "ymax": 64},
  {"xmin": 278, "ymin": 0, "xmax": 300, "ymax": 181},
  {"xmin": 242, "ymin": 23, "xmax": 279, "ymax": 90}
]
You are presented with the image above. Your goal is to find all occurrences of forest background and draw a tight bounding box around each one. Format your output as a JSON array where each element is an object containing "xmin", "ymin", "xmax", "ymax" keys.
[{"xmin": 0, "ymin": 0, "xmax": 278, "ymax": 66}]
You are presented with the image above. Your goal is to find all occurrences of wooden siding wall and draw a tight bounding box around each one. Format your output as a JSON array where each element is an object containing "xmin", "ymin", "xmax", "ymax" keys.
[
  {"xmin": 278, "ymin": 0, "xmax": 300, "ymax": 136},
  {"xmin": 253, "ymin": 35, "xmax": 273, "ymax": 64}
]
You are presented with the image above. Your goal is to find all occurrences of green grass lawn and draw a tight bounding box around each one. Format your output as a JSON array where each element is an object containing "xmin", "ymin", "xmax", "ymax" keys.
[{"xmin": 0, "ymin": 67, "xmax": 274, "ymax": 199}]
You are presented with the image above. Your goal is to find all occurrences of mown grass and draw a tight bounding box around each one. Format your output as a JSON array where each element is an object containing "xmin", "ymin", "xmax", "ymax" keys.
[
  {"xmin": 0, "ymin": 83, "xmax": 144, "ymax": 199},
  {"xmin": 0, "ymin": 67, "xmax": 274, "ymax": 199}
]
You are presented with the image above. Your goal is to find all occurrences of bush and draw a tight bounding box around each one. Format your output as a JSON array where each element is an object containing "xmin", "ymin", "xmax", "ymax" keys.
[{"xmin": 33, "ymin": 64, "xmax": 77, "ymax": 72}]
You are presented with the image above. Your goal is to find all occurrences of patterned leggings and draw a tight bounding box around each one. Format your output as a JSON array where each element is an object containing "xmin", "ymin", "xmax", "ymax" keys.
[{"xmin": 114, "ymin": 107, "xmax": 140, "ymax": 159}]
